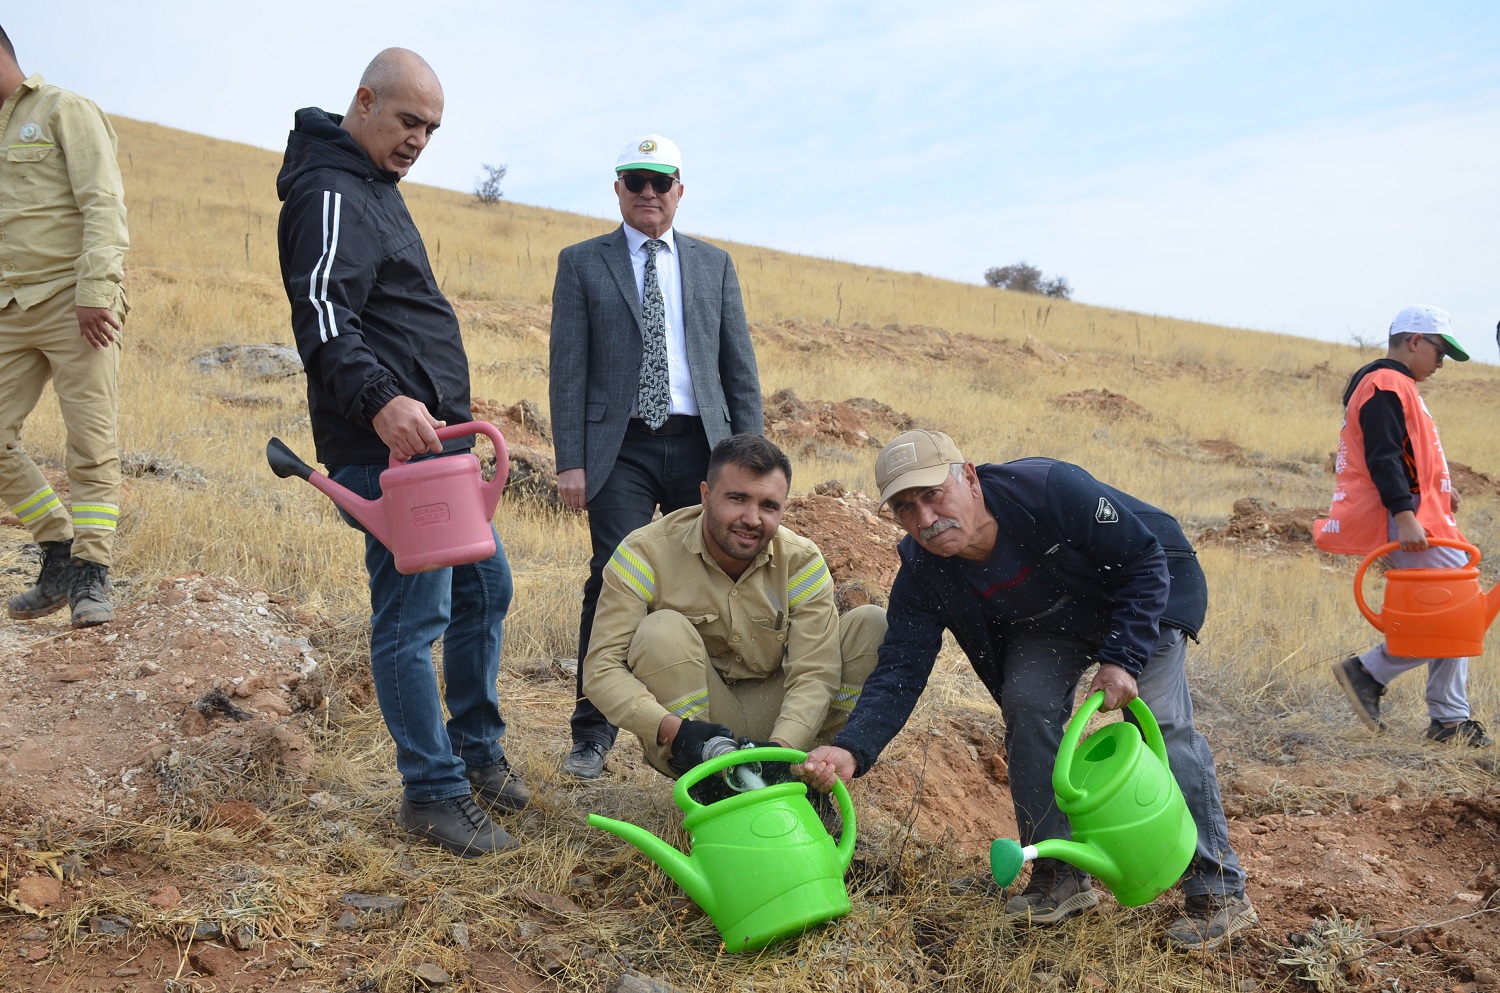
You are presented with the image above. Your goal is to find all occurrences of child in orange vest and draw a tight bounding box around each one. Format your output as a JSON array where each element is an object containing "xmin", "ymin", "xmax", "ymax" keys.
[{"xmin": 1315, "ymin": 305, "xmax": 1491, "ymax": 748}]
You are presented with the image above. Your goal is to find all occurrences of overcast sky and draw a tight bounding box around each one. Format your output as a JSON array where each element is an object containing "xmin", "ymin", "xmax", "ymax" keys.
[{"xmin": 10, "ymin": 2, "xmax": 1499, "ymax": 358}]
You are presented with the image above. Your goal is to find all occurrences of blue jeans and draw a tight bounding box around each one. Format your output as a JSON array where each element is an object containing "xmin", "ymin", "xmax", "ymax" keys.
[
  {"xmin": 1000, "ymin": 626, "xmax": 1247, "ymax": 898},
  {"xmin": 328, "ymin": 462, "xmax": 514, "ymax": 803}
]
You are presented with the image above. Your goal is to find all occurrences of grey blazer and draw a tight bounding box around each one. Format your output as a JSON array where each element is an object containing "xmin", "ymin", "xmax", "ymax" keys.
[{"xmin": 548, "ymin": 226, "xmax": 763, "ymax": 502}]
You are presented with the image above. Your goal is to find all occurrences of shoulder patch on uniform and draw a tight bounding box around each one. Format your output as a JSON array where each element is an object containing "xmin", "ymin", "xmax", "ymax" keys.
[{"xmin": 1095, "ymin": 498, "xmax": 1119, "ymax": 524}]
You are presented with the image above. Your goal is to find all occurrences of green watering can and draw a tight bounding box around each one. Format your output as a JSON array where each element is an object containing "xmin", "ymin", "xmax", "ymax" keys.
[
  {"xmin": 990, "ymin": 691, "xmax": 1196, "ymax": 907},
  {"xmin": 587, "ymin": 747, "xmax": 856, "ymax": 952}
]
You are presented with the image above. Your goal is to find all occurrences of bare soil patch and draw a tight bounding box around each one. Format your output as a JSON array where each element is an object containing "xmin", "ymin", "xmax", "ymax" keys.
[
  {"xmin": 1051, "ymin": 388, "xmax": 1152, "ymax": 419},
  {"xmin": 762, "ymin": 388, "xmax": 917, "ymax": 458},
  {"xmin": 1199, "ymin": 496, "xmax": 1324, "ymax": 555},
  {"xmin": 781, "ymin": 481, "xmax": 905, "ymax": 606},
  {"xmin": 1450, "ymin": 460, "xmax": 1500, "ymax": 501}
]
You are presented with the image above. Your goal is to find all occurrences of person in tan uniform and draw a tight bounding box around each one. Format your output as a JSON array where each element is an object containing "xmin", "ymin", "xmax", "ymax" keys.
[
  {"xmin": 583, "ymin": 433, "xmax": 886, "ymax": 781},
  {"xmin": 0, "ymin": 24, "xmax": 129, "ymax": 627}
]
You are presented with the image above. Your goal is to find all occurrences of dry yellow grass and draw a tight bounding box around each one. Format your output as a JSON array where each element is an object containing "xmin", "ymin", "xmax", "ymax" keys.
[{"xmin": 5, "ymin": 116, "xmax": 1499, "ymax": 991}]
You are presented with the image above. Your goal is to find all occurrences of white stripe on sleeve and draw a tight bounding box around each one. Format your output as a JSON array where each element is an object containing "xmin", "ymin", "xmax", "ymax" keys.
[{"xmin": 308, "ymin": 191, "xmax": 344, "ymax": 343}]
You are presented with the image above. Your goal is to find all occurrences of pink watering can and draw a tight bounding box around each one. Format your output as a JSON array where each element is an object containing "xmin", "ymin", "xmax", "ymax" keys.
[
  {"xmin": 266, "ymin": 421, "xmax": 509, "ymax": 574},
  {"xmin": 1354, "ymin": 539, "xmax": 1500, "ymax": 659}
]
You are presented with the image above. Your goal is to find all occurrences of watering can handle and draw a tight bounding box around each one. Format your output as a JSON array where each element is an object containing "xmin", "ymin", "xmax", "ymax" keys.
[
  {"xmin": 1353, "ymin": 538, "xmax": 1481, "ymax": 631},
  {"xmin": 388, "ymin": 421, "xmax": 510, "ymax": 477},
  {"xmin": 674, "ymin": 747, "xmax": 857, "ymax": 870},
  {"xmin": 1052, "ymin": 690, "xmax": 1170, "ymax": 805}
]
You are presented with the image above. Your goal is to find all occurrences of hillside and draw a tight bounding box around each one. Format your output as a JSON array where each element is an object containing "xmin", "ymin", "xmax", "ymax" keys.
[{"xmin": 0, "ymin": 117, "xmax": 1497, "ymax": 993}]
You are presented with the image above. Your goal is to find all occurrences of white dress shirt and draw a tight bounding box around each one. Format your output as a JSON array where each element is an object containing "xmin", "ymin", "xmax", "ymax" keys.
[{"xmin": 622, "ymin": 223, "xmax": 698, "ymax": 417}]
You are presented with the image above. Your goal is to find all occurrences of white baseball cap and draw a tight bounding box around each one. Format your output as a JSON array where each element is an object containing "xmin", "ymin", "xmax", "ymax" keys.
[
  {"xmin": 615, "ymin": 134, "xmax": 682, "ymax": 175},
  {"xmin": 1389, "ymin": 305, "xmax": 1469, "ymax": 362}
]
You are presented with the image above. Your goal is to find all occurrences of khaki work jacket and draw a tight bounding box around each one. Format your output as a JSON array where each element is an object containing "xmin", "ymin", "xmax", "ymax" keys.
[
  {"xmin": 583, "ymin": 504, "xmax": 840, "ymax": 749},
  {"xmin": 0, "ymin": 74, "xmax": 128, "ymax": 310}
]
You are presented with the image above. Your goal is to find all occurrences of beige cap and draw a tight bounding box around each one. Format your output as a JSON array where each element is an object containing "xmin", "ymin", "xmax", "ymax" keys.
[{"xmin": 875, "ymin": 429, "xmax": 965, "ymax": 507}]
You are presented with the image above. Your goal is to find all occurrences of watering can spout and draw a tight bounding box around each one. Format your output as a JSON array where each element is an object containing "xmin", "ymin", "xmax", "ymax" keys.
[
  {"xmin": 265, "ymin": 438, "xmax": 394, "ymax": 546},
  {"xmin": 586, "ymin": 814, "xmax": 712, "ymax": 910},
  {"xmin": 1033, "ymin": 838, "xmax": 1117, "ymax": 884}
]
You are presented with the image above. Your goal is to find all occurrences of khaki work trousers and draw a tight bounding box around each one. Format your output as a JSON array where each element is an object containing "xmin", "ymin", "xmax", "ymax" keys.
[
  {"xmin": 0, "ymin": 286, "xmax": 124, "ymax": 565},
  {"xmin": 628, "ymin": 602, "xmax": 887, "ymax": 778}
]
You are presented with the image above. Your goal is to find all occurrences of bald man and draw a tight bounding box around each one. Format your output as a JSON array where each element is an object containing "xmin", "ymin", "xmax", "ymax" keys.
[{"xmin": 276, "ymin": 49, "xmax": 528, "ymax": 857}]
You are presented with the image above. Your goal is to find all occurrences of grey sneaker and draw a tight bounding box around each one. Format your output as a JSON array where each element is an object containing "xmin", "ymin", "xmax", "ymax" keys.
[
  {"xmin": 1425, "ymin": 719, "xmax": 1494, "ymax": 748},
  {"xmin": 562, "ymin": 740, "xmax": 608, "ymax": 779},
  {"xmin": 466, "ymin": 755, "xmax": 531, "ymax": 812},
  {"xmin": 397, "ymin": 794, "xmax": 519, "ymax": 857},
  {"xmin": 1166, "ymin": 891, "xmax": 1258, "ymax": 951},
  {"xmin": 1003, "ymin": 859, "xmax": 1099, "ymax": 925},
  {"xmin": 1332, "ymin": 657, "xmax": 1386, "ymax": 731},
  {"xmin": 6, "ymin": 539, "xmax": 73, "ymax": 619},
  {"xmin": 67, "ymin": 558, "xmax": 114, "ymax": 628}
]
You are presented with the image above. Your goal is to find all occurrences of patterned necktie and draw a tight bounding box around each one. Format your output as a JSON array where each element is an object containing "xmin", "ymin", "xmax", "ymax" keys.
[{"xmin": 637, "ymin": 238, "xmax": 671, "ymax": 430}]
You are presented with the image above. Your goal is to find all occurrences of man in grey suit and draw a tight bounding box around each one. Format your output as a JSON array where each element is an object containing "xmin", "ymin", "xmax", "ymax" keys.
[{"xmin": 549, "ymin": 133, "xmax": 763, "ymax": 778}]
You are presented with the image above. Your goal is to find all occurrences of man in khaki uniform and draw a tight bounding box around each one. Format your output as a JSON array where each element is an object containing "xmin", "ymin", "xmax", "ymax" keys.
[
  {"xmin": 583, "ymin": 433, "xmax": 886, "ymax": 780},
  {"xmin": 0, "ymin": 25, "xmax": 128, "ymax": 628}
]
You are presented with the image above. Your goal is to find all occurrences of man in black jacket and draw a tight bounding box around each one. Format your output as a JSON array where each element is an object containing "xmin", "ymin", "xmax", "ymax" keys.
[
  {"xmin": 276, "ymin": 48, "xmax": 528, "ymax": 857},
  {"xmin": 798, "ymin": 430, "xmax": 1252, "ymax": 950}
]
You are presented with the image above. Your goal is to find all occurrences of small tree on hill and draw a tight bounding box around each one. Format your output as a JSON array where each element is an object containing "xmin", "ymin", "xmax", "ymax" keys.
[
  {"xmin": 1040, "ymin": 275, "xmax": 1072, "ymax": 299},
  {"xmin": 473, "ymin": 163, "xmax": 507, "ymax": 206},
  {"xmin": 984, "ymin": 261, "xmax": 1073, "ymax": 300}
]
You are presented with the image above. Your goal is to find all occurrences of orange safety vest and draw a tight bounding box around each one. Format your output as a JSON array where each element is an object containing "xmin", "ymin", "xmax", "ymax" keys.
[{"xmin": 1314, "ymin": 367, "xmax": 1462, "ymax": 555}]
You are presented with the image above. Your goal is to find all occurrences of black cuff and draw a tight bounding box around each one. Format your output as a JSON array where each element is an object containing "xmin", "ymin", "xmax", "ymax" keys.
[{"xmin": 359, "ymin": 378, "xmax": 403, "ymax": 425}]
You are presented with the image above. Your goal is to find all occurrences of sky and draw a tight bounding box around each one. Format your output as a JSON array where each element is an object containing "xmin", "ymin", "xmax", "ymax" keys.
[{"xmin": 10, "ymin": 2, "xmax": 1499, "ymax": 359}]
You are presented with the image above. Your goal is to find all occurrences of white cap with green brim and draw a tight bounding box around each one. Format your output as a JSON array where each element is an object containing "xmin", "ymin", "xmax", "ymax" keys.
[
  {"xmin": 1390, "ymin": 304, "xmax": 1470, "ymax": 362},
  {"xmin": 615, "ymin": 134, "xmax": 682, "ymax": 175}
]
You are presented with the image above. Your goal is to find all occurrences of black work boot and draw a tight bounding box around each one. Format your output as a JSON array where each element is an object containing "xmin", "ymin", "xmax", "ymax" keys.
[
  {"xmin": 67, "ymin": 558, "xmax": 114, "ymax": 628},
  {"xmin": 397, "ymin": 794, "xmax": 519, "ymax": 857},
  {"xmin": 6, "ymin": 539, "xmax": 74, "ymax": 619}
]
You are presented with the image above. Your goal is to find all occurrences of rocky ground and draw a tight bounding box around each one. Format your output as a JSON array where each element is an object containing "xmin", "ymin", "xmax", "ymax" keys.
[{"xmin": 2, "ymin": 390, "xmax": 1497, "ymax": 992}]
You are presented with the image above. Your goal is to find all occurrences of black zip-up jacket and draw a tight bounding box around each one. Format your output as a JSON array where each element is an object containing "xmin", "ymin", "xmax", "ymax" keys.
[
  {"xmin": 1342, "ymin": 358, "xmax": 1421, "ymax": 515},
  {"xmin": 835, "ymin": 458, "xmax": 1208, "ymax": 775},
  {"xmin": 276, "ymin": 107, "xmax": 472, "ymax": 465}
]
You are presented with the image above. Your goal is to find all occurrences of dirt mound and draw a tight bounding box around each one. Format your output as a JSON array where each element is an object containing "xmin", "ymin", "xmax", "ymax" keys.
[
  {"xmin": 1200, "ymin": 497, "xmax": 1323, "ymax": 553},
  {"xmin": 1450, "ymin": 460, "xmax": 1500, "ymax": 500},
  {"xmin": 0, "ymin": 574, "xmax": 323, "ymax": 831},
  {"xmin": 781, "ymin": 481, "xmax": 906, "ymax": 607},
  {"xmin": 762, "ymin": 388, "xmax": 917, "ymax": 456},
  {"xmin": 1051, "ymin": 388, "xmax": 1151, "ymax": 419},
  {"xmin": 470, "ymin": 397, "xmax": 561, "ymax": 507}
]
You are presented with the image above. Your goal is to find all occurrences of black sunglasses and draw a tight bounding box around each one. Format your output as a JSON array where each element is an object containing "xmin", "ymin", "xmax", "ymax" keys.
[
  {"xmin": 620, "ymin": 172, "xmax": 678, "ymax": 194},
  {"xmin": 1421, "ymin": 335, "xmax": 1449, "ymax": 359}
]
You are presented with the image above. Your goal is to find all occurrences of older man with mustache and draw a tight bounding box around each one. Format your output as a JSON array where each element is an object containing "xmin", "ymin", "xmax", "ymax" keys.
[{"xmin": 797, "ymin": 430, "xmax": 1252, "ymax": 951}]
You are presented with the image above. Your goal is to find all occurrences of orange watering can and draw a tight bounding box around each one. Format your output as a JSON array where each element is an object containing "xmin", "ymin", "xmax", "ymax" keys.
[
  {"xmin": 266, "ymin": 421, "xmax": 509, "ymax": 575},
  {"xmin": 1354, "ymin": 538, "xmax": 1500, "ymax": 659}
]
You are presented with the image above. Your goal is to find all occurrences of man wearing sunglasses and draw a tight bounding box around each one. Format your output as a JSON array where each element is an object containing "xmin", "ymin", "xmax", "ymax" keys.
[
  {"xmin": 1317, "ymin": 305, "xmax": 1492, "ymax": 748},
  {"xmin": 549, "ymin": 134, "xmax": 763, "ymax": 779}
]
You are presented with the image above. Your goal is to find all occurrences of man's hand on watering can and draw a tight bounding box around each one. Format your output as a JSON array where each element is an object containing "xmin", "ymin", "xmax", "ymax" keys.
[
  {"xmin": 372, "ymin": 396, "xmax": 446, "ymax": 462},
  {"xmin": 793, "ymin": 745, "xmax": 855, "ymax": 793},
  {"xmin": 1394, "ymin": 510, "xmax": 1429, "ymax": 553},
  {"xmin": 667, "ymin": 719, "xmax": 737, "ymax": 774},
  {"xmin": 1088, "ymin": 664, "xmax": 1139, "ymax": 711}
]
